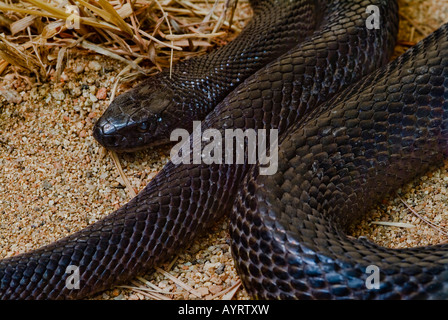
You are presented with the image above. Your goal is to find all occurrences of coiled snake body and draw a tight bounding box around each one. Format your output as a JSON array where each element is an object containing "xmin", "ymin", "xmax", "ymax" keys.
[{"xmin": 2, "ymin": 0, "xmax": 448, "ymax": 299}]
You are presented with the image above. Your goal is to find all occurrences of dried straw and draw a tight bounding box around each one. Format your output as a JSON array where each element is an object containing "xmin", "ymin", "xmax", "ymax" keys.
[{"xmin": 0, "ymin": 0, "xmax": 246, "ymax": 80}]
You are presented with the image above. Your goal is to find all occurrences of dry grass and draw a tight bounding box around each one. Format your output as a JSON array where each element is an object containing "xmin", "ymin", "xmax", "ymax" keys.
[
  {"xmin": 0, "ymin": 0, "xmax": 247, "ymax": 82},
  {"xmin": 1, "ymin": 0, "xmax": 446, "ymax": 83}
]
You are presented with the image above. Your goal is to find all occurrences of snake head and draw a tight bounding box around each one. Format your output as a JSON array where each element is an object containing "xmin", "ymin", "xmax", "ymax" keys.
[{"xmin": 93, "ymin": 79, "xmax": 179, "ymax": 152}]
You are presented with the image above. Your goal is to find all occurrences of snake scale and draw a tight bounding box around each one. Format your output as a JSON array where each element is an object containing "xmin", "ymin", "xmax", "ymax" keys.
[{"xmin": 2, "ymin": 0, "xmax": 448, "ymax": 299}]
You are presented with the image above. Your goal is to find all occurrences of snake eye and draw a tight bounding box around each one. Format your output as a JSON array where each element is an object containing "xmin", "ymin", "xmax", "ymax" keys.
[{"xmin": 137, "ymin": 121, "xmax": 149, "ymax": 133}]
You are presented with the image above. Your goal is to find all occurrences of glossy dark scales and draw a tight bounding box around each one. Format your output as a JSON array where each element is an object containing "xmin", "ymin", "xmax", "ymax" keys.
[{"xmin": 5, "ymin": 0, "xmax": 448, "ymax": 300}]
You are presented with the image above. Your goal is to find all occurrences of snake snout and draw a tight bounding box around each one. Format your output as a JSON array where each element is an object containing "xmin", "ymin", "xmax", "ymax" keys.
[{"xmin": 93, "ymin": 119, "xmax": 123, "ymax": 150}]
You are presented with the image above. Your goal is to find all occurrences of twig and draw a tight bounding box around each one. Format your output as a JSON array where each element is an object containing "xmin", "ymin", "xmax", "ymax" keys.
[
  {"xmin": 154, "ymin": 266, "xmax": 203, "ymax": 298},
  {"xmin": 208, "ymin": 280, "xmax": 241, "ymax": 300},
  {"xmin": 109, "ymin": 150, "xmax": 137, "ymax": 198},
  {"xmin": 371, "ymin": 221, "xmax": 415, "ymax": 229},
  {"xmin": 165, "ymin": 31, "xmax": 226, "ymax": 40}
]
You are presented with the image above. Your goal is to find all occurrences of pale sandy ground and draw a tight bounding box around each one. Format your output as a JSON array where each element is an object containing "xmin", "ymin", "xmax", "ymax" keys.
[{"xmin": 0, "ymin": 0, "xmax": 447, "ymax": 300}]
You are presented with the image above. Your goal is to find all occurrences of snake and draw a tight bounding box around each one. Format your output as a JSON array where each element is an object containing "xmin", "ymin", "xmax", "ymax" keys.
[
  {"xmin": 2, "ymin": 0, "xmax": 448, "ymax": 300},
  {"xmin": 93, "ymin": 0, "xmax": 321, "ymax": 152},
  {"xmin": 231, "ymin": 22, "xmax": 448, "ymax": 299}
]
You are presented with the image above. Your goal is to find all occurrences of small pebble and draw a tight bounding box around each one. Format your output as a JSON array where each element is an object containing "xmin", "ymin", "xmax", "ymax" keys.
[
  {"xmin": 74, "ymin": 63, "xmax": 85, "ymax": 74},
  {"xmin": 88, "ymin": 61, "xmax": 102, "ymax": 71},
  {"xmin": 89, "ymin": 93, "xmax": 98, "ymax": 103},
  {"xmin": 196, "ymin": 287, "xmax": 209, "ymax": 297},
  {"xmin": 42, "ymin": 180, "xmax": 52, "ymax": 190},
  {"xmin": 52, "ymin": 90, "xmax": 65, "ymax": 101},
  {"xmin": 0, "ymin": 88, "xmax": 22, "ymax": 104},
  {"xmin": 96, "ymin": 88, "xmax": 107, "ymax": 100}
]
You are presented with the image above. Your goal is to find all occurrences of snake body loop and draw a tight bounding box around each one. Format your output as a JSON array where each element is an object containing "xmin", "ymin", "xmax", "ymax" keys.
[
  {"xmin": 4, "ymin": 0, "xmax": 448, "ymax": 300},
  {"xmin": 231, "ymin": 25, "xmax": 448, "ymax": 299}
]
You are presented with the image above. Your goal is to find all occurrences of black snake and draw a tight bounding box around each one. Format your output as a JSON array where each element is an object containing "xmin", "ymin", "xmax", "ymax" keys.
[
  {"xmin": 2, "ymin": 0, "xmax": 448, "ymax": 299},
  {"xmin": 93, "ymin": 0, "xmax": 321, "ymax": 151}
]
